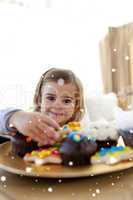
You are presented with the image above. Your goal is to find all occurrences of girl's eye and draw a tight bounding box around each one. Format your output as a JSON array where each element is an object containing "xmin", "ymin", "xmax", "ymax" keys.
[
  {"xmin": 46, "ymin": 96, "xmax": 56, "ymax": 101},
  {"xmin": 63, "ymin": 99, "xmax": 72, "ymax": 104}
]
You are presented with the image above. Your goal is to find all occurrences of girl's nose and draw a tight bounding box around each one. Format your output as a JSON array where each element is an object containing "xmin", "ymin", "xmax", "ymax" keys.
[{"xmin": 54, "ymin": 99, "xmax": 63, "ymax": 108}]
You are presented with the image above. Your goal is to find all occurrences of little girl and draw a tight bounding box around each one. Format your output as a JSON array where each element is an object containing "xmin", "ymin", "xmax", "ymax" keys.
[{"xmin": 0, "ymin": 68, "xmax": 85, "ymax": 146}]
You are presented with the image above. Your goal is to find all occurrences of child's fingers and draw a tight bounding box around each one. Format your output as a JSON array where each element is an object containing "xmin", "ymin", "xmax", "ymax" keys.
[
  {"xmin": 58, "ymin": 128, "xmax": 72, "ymax": 137},
  {"xmin": 36, "ymin": 122, "xmax": 49, "ymax": 134},
  {"xmin": 40, "ymin": 114, "xmax": 60, "ymax": 130},
  {"xmin": 52, "ymin": 128, "xmax": 72, "ymax": 142},
  {"xmin": 36, "ymin": 129, "xmax": 50, "ymax": 144},
  {"xmin": 31, "ymin": 133, "xmax": 43, "ymax": 144},
  {"xmin": 46, "ymin": 126, "xmax": 60, "ymax": 140},
  {"xmin": 30, "ymin": 127, "xmax": 48, "ymax": 144},
  {"xmin": 37, "ymin": 137, "xmax": 55, "ymax": 147},
  {"xmin": 37, "ymin": 122, "xmax": 59, "ymax": 140},
  {"xmin": 33, "ymin": 125, "xmax": 57, "ymax": 145},
  {"xmin": 38, "ymin": 142, "xmax": 44, "ymax": 147},
  {"xmin": 47, "ymin": 139, "xmax": 56, "ymax": 145},
  {"xmin": 37, "ymin": 135, "xmax": 55, "ymax": 146}
]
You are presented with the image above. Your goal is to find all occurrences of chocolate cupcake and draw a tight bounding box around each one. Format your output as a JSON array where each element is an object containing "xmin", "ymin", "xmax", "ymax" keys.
[
  {"xmin": 11, "ymin": 132, "xmax": 39, "ymax": 157},
  {"xmin": 59, "ymin": 131, "xmax": 97, "ymax": 166}
]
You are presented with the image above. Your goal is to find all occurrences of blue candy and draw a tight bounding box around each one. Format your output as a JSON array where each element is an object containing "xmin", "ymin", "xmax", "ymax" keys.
[
  {"xmin": 99, "ymin": 146, "xmax": 124, "ymax": 156},
  {"xmin": 67, "ymin": 131, "xmax": 87, "ymax": 142}
]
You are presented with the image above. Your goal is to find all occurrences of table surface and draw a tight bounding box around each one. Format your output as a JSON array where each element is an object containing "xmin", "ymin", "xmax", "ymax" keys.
[
  {"xmin": 0, "ymin": 166, "xmax": 133, "ymax": 200},
  {"xmin": 0, "ymin": 139, "xmax": 132, "ymax": 200}
]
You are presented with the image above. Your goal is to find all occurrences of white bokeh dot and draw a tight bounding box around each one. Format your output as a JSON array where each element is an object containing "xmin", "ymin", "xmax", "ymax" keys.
[
  {"xmin": 112, "ymin": 68, "xmax": 116, "ymax": 72},
  {"xmin": 68, "ymin": 161, "xmax": 73, "ymax": 166},
  {"xmin": 48, "ymin": 187, "xmax": 53, "ymax": 192},
  {"xmin": 96, "ymin": 189, "xmax": 100, "ymax": 194},
  {"xmin": 113, "ymin": 48, "xmax": 117, "ymax": 52},
  {"xmin": 125, "ymin": 56, "xmax": 130, "ymax": 60},
  {"xmin": 92, "ymin": 193, "xmax": 96, "ymax": 197},
  {"xmin": 57, "ymin": 78, "xmax": 65, "ymax": 86},
  {"xmin": 25, "ymin": 167, "xmax": 32, "ymax": 173},
  {"xmin": 1, "ymin": 176, "xmax": 6, "ymax": 182}
]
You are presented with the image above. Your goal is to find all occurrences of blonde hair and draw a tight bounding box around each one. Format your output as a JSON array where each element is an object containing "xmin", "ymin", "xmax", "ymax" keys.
[{"xmin": 33, "ymin": 68, "xmax": 85, "ymax": 122}]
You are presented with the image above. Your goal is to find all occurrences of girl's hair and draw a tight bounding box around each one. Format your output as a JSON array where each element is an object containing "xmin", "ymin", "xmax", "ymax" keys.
[{"xmin": 33, "ymin": 68, "xmax": 85, "ymax": 122}]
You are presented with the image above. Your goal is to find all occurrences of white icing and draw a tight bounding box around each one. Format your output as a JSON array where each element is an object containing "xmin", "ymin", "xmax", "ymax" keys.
[
  {"xmin": 24, "ymin": 155, "xmax": 62, "ymax": 165},
  {"xmin": 117, "ymin": 136, "xmax": 125, "ymax": 147}
]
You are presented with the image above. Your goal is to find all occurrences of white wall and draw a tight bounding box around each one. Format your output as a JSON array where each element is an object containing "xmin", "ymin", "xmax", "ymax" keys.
[{"xmin": 0, "ymin": 0, "xmax": 133, "ymax": 109}]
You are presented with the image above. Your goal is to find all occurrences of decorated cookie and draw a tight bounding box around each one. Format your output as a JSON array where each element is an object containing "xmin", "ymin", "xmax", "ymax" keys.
[
  {"xmin": 24, "ymin": 147, "xmax": 62, "ymax": 165},
  {"xmin": 91, "ymin": 146, "xmax": 133, "ymax": 165}
]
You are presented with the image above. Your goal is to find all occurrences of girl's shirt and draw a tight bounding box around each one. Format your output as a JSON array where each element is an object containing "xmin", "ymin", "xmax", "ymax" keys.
[{"xmin": 0, "ymin": 108, "xmax": 21, "ymax": 134}]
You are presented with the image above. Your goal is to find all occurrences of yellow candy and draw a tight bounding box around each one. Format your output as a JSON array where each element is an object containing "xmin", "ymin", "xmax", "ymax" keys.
[
  {"xmin": 38, "ymin": 150, "xmax": 51, "ymax": 158},
  {"xmin": 67, "ymin": 122, "xmax": 81, "ymax": 131},
  {"xmin": 31, "ymin": 151, "xmax": 38, "ymax": 156}
]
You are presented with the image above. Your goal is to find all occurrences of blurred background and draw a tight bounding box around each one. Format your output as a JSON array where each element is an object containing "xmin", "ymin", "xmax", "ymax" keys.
[{"xmin": 0, "ymin": 0, "xmax": 133, "ymax": 109}]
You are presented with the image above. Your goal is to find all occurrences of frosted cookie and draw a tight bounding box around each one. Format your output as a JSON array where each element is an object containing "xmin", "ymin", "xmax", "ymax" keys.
[
  {"xmin": 24, "ymin": 147, "xmax": 62, "ymax": 165},
  {"xmin": 91, "ymin": 146, "xmax": 133, "ymax": 165}
]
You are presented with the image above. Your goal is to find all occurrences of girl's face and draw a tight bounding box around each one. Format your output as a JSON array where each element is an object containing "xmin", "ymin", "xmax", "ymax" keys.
[{"xmin": 40, "ymin": 81, "xmax": 77, "ymax": 125}]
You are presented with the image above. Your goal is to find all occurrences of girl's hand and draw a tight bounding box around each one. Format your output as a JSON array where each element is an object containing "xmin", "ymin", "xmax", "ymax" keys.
[{"xmin": 9, "ymin": 111, "xmax": 60, "ymax": 146}]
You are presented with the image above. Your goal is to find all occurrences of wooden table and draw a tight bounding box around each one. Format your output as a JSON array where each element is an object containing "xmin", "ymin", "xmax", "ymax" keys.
[{"xmin": 0, "ymin": 167, "xmax": 133, "ymax": 200}]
